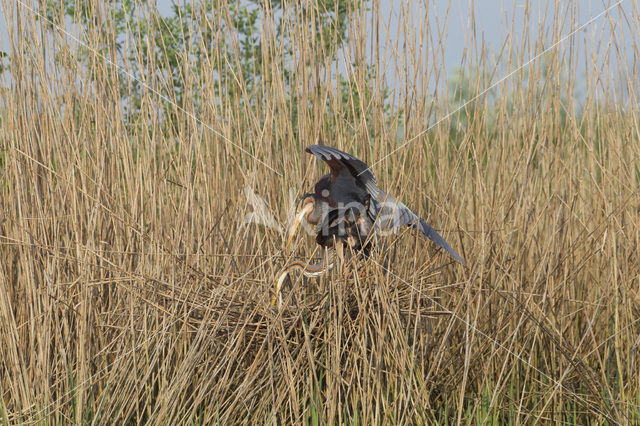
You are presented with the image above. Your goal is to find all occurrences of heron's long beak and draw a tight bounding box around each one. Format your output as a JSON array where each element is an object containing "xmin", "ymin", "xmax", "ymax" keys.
[{"xmin": 286, "ymin": 202, "xmax": 313, "ymax": 250}]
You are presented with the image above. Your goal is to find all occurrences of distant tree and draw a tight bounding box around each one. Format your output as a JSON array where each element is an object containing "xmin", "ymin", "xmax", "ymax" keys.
[
  {"xmin": 43, "ymin": 0, "xmax": 364, "ymax": 134},
  {"xmin": 0, "ymin": 51, "xmax": 8, "ymax": 75}
]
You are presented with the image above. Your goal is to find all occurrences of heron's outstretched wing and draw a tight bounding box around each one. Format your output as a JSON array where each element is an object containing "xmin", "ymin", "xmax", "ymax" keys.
[
  {"xmin": 305, "ymin": 145, "xmax": 381, "ymax": 196},
  {"xmin": 416, "ymin": 219, "xmax": 465, "ymax": 265},
  {"xmin": 373, "ymin": 191, "xmax": 466, "ymax": 265}
]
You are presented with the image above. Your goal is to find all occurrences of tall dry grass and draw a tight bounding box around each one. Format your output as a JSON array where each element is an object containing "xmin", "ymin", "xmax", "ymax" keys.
[{"xmin": 0, "ymin": 0, "xmax": 639, "ymax": 423}]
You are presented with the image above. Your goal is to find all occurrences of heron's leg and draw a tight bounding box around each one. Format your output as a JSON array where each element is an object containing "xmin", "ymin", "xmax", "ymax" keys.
[
  {"xmin": 338, "ymin": 243, "xmax": 363, "ymax": 279},
  {"xmin": 336, "ymin": 242, "xmax": 353, "ymax": 278},
  {"xmin": 336, "ymin": 242, "xmax": 345, "ymax": 264}
]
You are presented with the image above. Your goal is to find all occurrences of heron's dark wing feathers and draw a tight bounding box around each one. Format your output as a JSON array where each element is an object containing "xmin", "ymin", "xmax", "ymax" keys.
[
  {"xmin": 416, "ymin": 219, "xmax": 465, "ymax": 265},
  {"xmin": 305, "ymin": 145, "xmax": 381, "ymax": 196},
  {"xmin": 373, "ymin": 192, "xmax": 465, "ymax": 265}
]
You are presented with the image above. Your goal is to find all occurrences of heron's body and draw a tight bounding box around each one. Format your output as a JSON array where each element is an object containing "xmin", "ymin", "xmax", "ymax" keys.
[{"xmin": 272, "ymin": 144, "xmax": 464, "ymax": 307}]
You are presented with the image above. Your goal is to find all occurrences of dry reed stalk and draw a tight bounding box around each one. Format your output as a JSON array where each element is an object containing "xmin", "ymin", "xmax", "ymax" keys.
[{"xmin": 0, "ymin": 0, "xmax": 638, "ymax": 423}]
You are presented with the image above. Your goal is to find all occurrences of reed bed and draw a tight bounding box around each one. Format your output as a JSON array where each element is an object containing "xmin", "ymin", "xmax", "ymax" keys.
[{"xmin": 0, "ymin": 0, "xmax": 638, "ymax": 423}]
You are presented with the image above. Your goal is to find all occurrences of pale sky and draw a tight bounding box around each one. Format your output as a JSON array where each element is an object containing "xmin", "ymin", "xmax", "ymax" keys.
[{"xmin": 0, "ymin": 1, "xmax": 635, "ymax": 102}]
